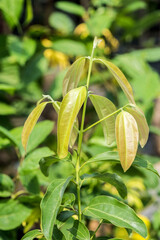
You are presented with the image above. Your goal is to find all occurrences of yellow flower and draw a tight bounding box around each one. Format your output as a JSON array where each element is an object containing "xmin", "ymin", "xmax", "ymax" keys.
[
  {"xmin": 115, "ymin": 215, "xmax": 150, "ymax": 240},
  {"xmin": 74, "ymin": 23, "xmax": 89, "ymax": 39},
  {"xmin": 43, "ymin": 49, "xmax": 69, "ymax": 69},
  {"xmin": 41, "ymin": 39, "xmax": 52, "ymax": 48}
]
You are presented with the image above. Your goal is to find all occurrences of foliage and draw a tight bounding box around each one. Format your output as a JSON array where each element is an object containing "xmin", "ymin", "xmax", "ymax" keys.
[
  {"xmin": 19, "ymin": 37, "xmax": 155, "ymax": 240},
  {"xmin": 0, "ymin": 0, "xmax": 160, "ymax": 239}
]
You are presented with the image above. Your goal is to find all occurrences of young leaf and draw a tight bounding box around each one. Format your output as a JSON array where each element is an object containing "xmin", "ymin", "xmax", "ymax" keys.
[
  {"xmin": 115, "ymin": 111, "xmax": 139, "ymax": 172},
  {"xmin": 41, "ymin": 177, "xmax": 73, "ymax": 240},
  {"xmin": 82, "ymin": 150, "xmax": 159, "ymax": 177},
  {"xmin": 89, "ymin": 94, "xmax": 116, "ymax": 145},
  {"xmin": 82, "ymin": 173, "xmax": 127, "ymax": 199},
  {"xmin": 0, "ymin": 174, "xmax": 14, "ymax": 197},
  {"xmin": 68, "ymin": 220, "xmax": 90, "ymax": 240},
  {"xmin": 62, "ymin": 57, "xmax": 85, "ymax": 96},
  {"xmin": 57, "ymin": 86, "xmax": 86, "ymax": 159},
  {"xmin": 52, "ymin": 101, "xmax": 79, "ymax": 147},
  {"xmin": 94, "ymin": 58, "xmax": 135, "ymax": 104},
  {"xmin": 21, "ymin": 102, "xmax": 49, "ymax": 151},
  {"xmin": 21, "ymin": 229, "xmax": 43, "ymax": 240},
  {"xmin": 125, "ymin": 105, "xmax": 149, "ymax": 147},
  {"xmin": 83, "ymin": 196, "xmax": 147, "ymax": 238},
  {"xmin": 69, "ymin": 117, "xmax": 79, "ymax": 147}
]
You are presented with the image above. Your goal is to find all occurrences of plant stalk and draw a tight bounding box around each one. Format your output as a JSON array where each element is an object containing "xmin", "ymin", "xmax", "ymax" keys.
[
  {"xmin": 83, "ymin": 103, "xmax": 132, "ymax": 133},
  {"xmin": 76, "ymin": 38, "xmax": 96, "ymax": 221},
  {"xmin": 90, "ymin": 219, "xmax": 103, "ymax": 240}
]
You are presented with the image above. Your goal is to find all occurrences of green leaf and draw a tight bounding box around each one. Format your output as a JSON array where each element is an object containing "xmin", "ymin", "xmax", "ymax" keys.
[
  {"xmin": 53, "ymin": 225, "xmax": 66, "ymax": 240},
  {"xmin": 94, "ymin": 58, "xmax": 135, "ymax": 104},
  {"xmin": 8, "ymin": 36, "xmax": 36, "ymax": 66},
  {"xmin": 0, "ymin": 0, "xmax": 24, "ymax": 29},
  {"xmin": 0, "ymin": 230, "xmax": 17, "ymax": 240},
  {"xmin": 0, "ymin": 174, "xmax": 14, "ymax": 197},
  {"xmin": 24, "ymin": 0, "xmax": 33, "ymax": 26},
  {"xmin": 124, "ymin": 1, "xmax": 147, "ymax": 12},
  {"xmin": 108, "ymin": 239, "xmax": 124, "ymax": 240},
  {"xmin": 56, "ymin": 1, "xmax": 85, "ymax": 16},
  {"xmin": 83, "ymin": 196, "xmax": 147, "ymax": 238},
  {"xmin": 39, "ymin": 155, "xmax": 61, "ymax": 177},
  {"xmin": 68, "ymin": 220, "xmax": 90, "ymax": 240},
  {"xmin": 21, "ymin": 229, "xmax": 42, "ymax": 240},
  {"xmin": 19, "ymin": 147, "xmax": 54, "ymax": 194},
  {"xmin": 62, "ymin": 193, "xmax": 75, "ymax": 207},
  {"xmin": 0, "ymin": 60, "xmax": 20, "ymax": 86},
  {"xmin": 49, "ymin": 12, "xmax": 75, "ymax": 34},
  {"xmin": 57, "ymin": 211, "xmax": 75, "ymax": 225},
  {"xmin": 21, "ymin": 53, "xmax": 48, "ymax": 84},
  {"xmin": 83, "ymin": 151, "xmax": 159, "ymax": 177},
  {"xmin": 0, "ymin": 126, "xmax": 19, "ymax": 147},
  {"xmin": 82, "ymin": 173, "xmax": 127, "ymax": 199},
  {"xmin": 41, "ymin": 177, "xmax": 73, "ymax": 240},
  {"xmin": 21, "ymin": 102, "xmax": 49, "ymax": 151},
  {"xmin": 52, "ymin": 39, "xmax": 87, "ymax": 56},
  {"xmin": 150, "ymin": 126, "xmax": 160, "ymax": 136},
  {"xmin": 63, "ymin": 57, "xmax": 85, "ymax": 96},
  {"xmin": 0, "ymin": 84, "xmax": 16, "ymax": 94},
  {"xmin": 0, "ymin": 199, "xmax": 32, "ymax": 230},
  {"xmin": 0, "ymin": 102, "xmax": 16, "ymax": 115},
  {"xmin": 125, "ymin": 105, "xmax": 149, "ymax": 147},
  {"xmin": 57, "ymin": 217, "xmax": 74, "ymax": 240},
  {"xmin": 89, "ymin": 94, "xmax": 116, "ymax": 145},
  {"xmin": 57, "ymin": 87, "xmax": 86, "ymax": 159},
  {"xmin": 86, "ymin": 9, "xmax": 116, "ymax": 36}
]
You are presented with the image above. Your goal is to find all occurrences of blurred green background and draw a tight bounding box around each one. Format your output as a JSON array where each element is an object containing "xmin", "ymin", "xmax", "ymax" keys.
[{"xmin": 0, "ymin": 0, "xmax": 160, "ymax": 239}]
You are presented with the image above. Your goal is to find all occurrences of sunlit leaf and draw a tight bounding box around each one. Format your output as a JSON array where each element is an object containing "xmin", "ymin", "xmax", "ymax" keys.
[
  {"xmin": 21, "ymin": 229, "xmax": 42, "ymax": 240},
  {"xmin": 51, "ymin": 101, "xmax": 79, "ymax": 148},
  {"xmin": 89, "ymin": 94, "xmax": 116, "ymax": 145},
  {"xmin": 24, "ymin": 0, "xmax": 33, "ymax": 26},
  {"xmin": 69, "ymin": 118, "xmax": 79, "ymax": 147},
  {"xmin": 83, "ymin": 196, "xmax": 147, "ymax": 238},
  {"xmin": 21, "ymin": 102, "xmax": 49, "ymax": 151},
  {"xmin": 63, "ymin": 57, "xmax": 85, "ymax": 96},
  {"xmin": 52, "ymin": 39, "xmax": 87, "ymax": 56},
  {"xmin": 94, "ymin": 58, "xmax": 135, "ymax": 104},
  {"xmin": 49, "ymin": 12, "xmax": 75, "ymax": 34},
  {"xmin": 86, "ymin": 9, "xmax": 116, "ymax": 36},
  {"xmin": 41, "ymin": 177, "xmax": 73, "ymax": 240},
  {"xmin": 0, "ymin": 0, "xmax": 24, "ymax": 29},
  {"xmin": 56, "ymin": 1, "xmax": 85, "ymax": 16},
  {"xmin": 125, "ymin": 105, "xmax": 149, "ymax": 147},
  {"xmin": 115, "ymin": 111, "xmax": 139, "ymax": 172},
  {"xmin": 57, "ymin": 87, "xmax": 86, "ymax": 159},
  {"xmin": 0, "ymin": 102, "xmax": 16, "ymax": 115}
]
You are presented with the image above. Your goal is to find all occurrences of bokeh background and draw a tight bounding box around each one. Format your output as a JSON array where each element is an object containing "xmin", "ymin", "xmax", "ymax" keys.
[{"xmin": 0, "ymin": 0, "xmax": 160, "ymax": 239}]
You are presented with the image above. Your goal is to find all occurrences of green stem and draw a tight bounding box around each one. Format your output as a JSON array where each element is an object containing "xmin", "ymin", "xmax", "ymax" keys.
[
  {"xmin": 90, "ymin": 219, "xmax": 103, "ymax": 240},
  {"xmin": 83, "ymin": 108, "xmax": 122, "ymax": 133},
  {"xmin": 83, "ymin": 103, "xmax": 132, "ymax": 133},
  {"xmin": 76, "ymin": 38, "xmax": 96, "ymax": 221}
]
